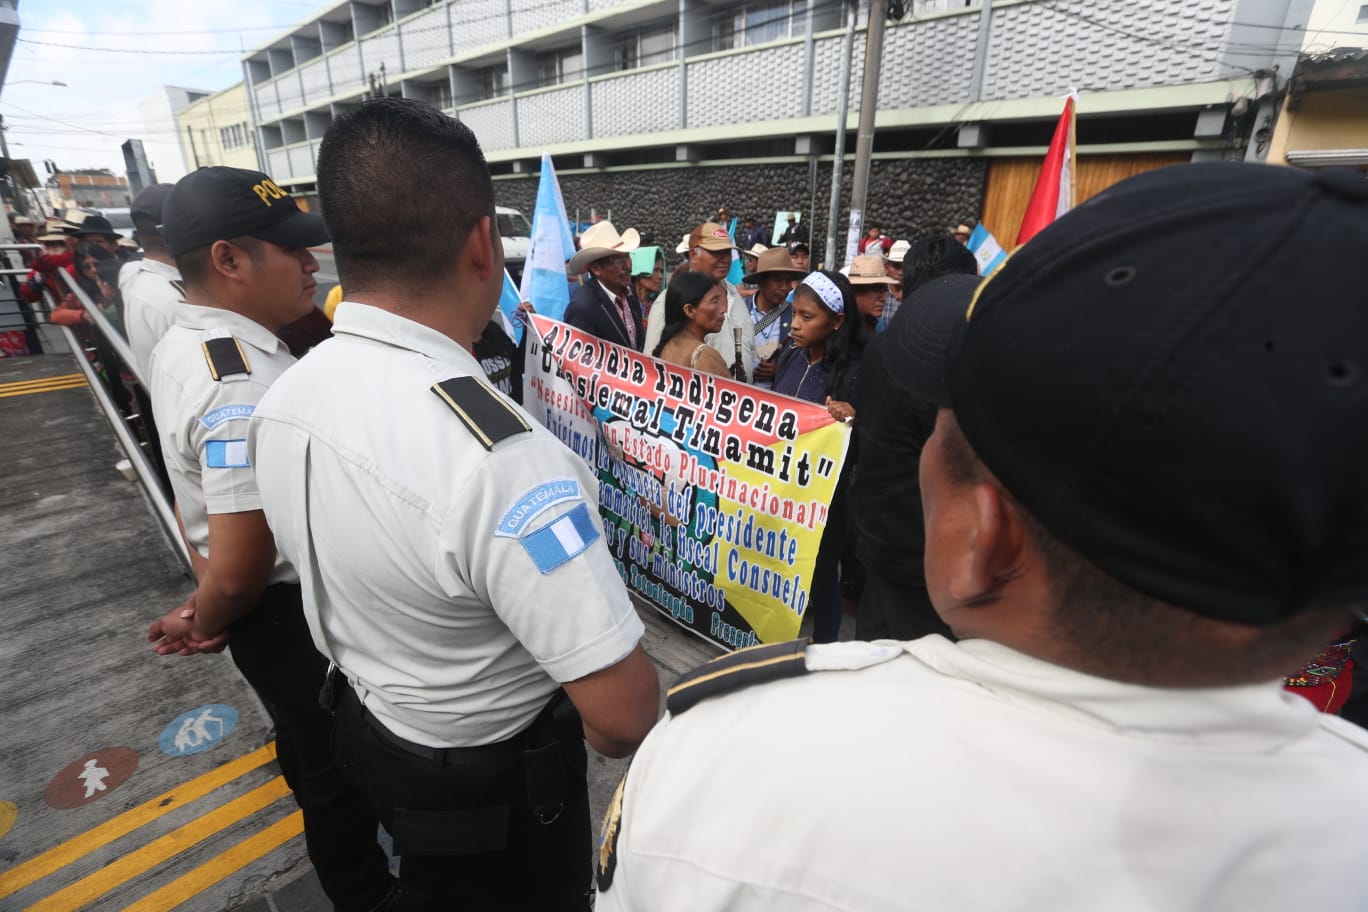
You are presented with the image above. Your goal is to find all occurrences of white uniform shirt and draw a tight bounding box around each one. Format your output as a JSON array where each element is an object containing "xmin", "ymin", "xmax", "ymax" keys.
[
  {"xmin": 248, "ymin": 301, "xmax": 645, "ymax": 748},
  {"xmin": 599, "ymin": 636, "xmax": 1368, "ymax": 912},
  {"xmin": 147, "ymin": 303, "xmax": 298, "ymax": 584},
  {"xmin": 644, "ymin": 280, "xmax": 756, "ymax": 376},
  {"xmin": 120, "ymin": 258, "xmax": 184, "ymax": 381}
]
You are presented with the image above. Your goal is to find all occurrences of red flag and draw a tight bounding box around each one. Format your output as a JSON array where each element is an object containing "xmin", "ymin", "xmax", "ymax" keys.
[{"xmin": 1016, "ymin": 96, "xmax": 1077, "ymax": 246}]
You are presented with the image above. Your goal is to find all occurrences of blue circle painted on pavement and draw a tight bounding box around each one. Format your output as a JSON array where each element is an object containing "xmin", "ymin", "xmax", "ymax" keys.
[{"xmin": 158, "ymin": 704, "xmax": 239, "ymax": 756}]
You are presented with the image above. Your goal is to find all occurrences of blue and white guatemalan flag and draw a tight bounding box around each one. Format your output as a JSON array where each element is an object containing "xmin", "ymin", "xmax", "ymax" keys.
[
  {"xmin": 498, "ymin": 269, "xmax": 523, "ymax": 343},
  {"xmin": 518, "ymin": 153, "xmax": 577, "ymax": 324},
  {"xmin": 966, "ymin": 223, "xmax": 1007, "ymax": 277}
]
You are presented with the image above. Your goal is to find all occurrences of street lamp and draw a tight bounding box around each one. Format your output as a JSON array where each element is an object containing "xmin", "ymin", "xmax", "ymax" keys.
[{"xmin": 7, "ymin": 80, "xmax": 67, "ymax": 87}]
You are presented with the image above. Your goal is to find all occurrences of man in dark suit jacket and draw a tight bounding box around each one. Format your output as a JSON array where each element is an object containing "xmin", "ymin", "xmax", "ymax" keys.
[{"xmin": 564, "ymin": 221, "xmax": 645, "ymax": 351}]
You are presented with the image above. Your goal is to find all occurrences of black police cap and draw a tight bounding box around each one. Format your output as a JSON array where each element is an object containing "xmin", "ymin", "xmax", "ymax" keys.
[
  {"xmin": 899, "ymin": 162, "xmax": 1368, "ymax": 627},
  {"xmin": 162, "ymin": 166, "xmax": 329, "ymax": 258}
]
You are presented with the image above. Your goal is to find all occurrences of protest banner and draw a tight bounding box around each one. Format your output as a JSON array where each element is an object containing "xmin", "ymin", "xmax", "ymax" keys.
[{"xmin": 524, "ymin": 314, "xmax": 851, "ymax": 650}]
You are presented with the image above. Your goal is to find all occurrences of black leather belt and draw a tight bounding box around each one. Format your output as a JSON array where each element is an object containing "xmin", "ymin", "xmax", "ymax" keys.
[{"xmin": 339, "ymin": 684, "xmax": 525, "ymax": 767}]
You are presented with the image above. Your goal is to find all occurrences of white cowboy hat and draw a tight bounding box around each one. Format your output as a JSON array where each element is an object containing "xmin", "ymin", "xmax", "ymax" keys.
[{"xmin": 567, "ymin": 220, "xmax": 641, "ymax": 274}]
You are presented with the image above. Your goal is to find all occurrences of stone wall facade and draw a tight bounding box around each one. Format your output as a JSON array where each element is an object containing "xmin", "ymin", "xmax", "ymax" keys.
[{"xmin": 495, "ymin": 157, "xmax": 987, "ymax": 268}]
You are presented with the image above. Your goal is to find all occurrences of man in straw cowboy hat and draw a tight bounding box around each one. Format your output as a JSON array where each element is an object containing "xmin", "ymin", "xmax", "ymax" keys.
[
  {"xmin": 741, "ymin": 247, "xmax": 805, "ymax": 388},
  {"xmin": 565, "ymin": 220, "xmax": 645, "ymax": 351}
]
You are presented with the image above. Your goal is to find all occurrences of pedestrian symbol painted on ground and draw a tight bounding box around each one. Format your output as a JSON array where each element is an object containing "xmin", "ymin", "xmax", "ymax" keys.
[
  {"xmin": 0, "ymin": 801, "xmax": 17, "ymax": 840},
  {"xmin": 44, "ymin": 748, "xmax": 138, "ymax": 809},
  {"xmin": 159, "ymin": 703, "xmax": 239, "ymax": 756},
  {"xmin": 78, "ymin": 759, "xmax": 109, "ymax": 798}
]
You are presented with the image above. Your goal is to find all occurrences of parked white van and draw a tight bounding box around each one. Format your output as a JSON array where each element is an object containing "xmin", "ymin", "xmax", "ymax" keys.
[{"xmin": 497, "ymin": 206, "xmax": 531, "ymax": 279}]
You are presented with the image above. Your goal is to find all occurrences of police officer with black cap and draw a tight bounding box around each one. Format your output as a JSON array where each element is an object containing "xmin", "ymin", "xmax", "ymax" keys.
[
  {"xmin": 144, "ymin": 166, "xmax": 402, "ymax": 912},
  {"xmin": 596, "ymin": 163, "xmax": 1368, "ymax": 911}
]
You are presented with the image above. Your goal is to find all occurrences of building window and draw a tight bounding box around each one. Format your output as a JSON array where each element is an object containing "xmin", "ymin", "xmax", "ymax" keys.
[
  {"xmin": 713, "ymin": 2, "xmax": 806, "ymax": 52},
  {"xmin": 476, "ymin": 65, "xmax": 508, "ymax": 101},
  {"xmin": 434, "ymin": 81, "xmax": 453, "ymax": 109},
  {"xmin": 535, "ymin": 45, "xmax": 584, "ymax": 88},
  {"xmin": 615, "ymin": 23, "xmax": 677, "ymax": 71},
  {"xmin": 1358, "ymin": 3, "xmax": 1368, "ymax": 23}
]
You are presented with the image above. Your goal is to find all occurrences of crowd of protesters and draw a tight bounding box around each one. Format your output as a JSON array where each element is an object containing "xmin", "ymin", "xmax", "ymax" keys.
[{"xmin": 559, "ymin": 212, "xmax": 982, "ymax": 644}]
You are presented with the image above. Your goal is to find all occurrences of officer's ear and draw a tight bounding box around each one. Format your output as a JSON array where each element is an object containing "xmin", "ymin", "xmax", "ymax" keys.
[
  {"xmin": 208, "ymin": 237, "xmax": 255, "ymax": 284},
  {"xmin": 462, "ymin": 215, "xmax": 499, "ymax": 282}
]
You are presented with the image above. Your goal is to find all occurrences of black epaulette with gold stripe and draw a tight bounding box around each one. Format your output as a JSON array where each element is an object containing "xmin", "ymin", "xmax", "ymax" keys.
[
  {"xmin": 665, "ymin": 638, "xmax": 809, "ymax": 716},
  {"xmin": 202, "ymin": 336, "xmax": 250, "ymax": 381},
  {"xmin": 431, "ymin": 376, "xmax": 531, "ymax": 451}
]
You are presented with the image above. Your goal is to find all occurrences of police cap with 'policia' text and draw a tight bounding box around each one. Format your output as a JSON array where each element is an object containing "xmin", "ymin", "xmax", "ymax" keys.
[
  {"xmin": 162, "ymin": 166, "xmax": 329, "ymax": 258},
  {"xmin": 900, "ymin": 162, "xmax": 1368, "ymax": 627}
]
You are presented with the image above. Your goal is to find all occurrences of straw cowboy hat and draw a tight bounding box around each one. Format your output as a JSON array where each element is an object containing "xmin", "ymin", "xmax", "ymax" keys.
[
  {"xmin": 848, "ymin": 253, "xmax": 896, "ymax": 285},
  {"xmin": 886, "ymin": 239, "xmax": 911, "ymax": 263},
  {"xmin": 675, "ymin": 232, "xmax": 691, "ymax": 254},
  {"xmin": 744, "ymin": 243, "xmax": 769, "ymax": 260},
  {"xmin": 568, "ymin": 220, "xmax": 640, "ymax": 274},
  {"xmin": 743, "ymin": 247, "xmax": 807, "ymax": 285}
]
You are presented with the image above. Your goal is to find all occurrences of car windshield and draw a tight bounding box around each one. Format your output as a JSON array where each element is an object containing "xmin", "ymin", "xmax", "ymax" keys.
[{"xmin": 497, "ymin": 213, "xmax": 531, "ymax": 237}]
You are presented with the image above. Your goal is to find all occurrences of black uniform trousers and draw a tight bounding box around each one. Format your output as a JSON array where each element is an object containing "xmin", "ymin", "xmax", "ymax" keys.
[
  {"xmin": 228, "ymin": 583, "xmax": 394, "ymax": 912},
  {"xmin": 333, "ymin": 684, "xmax": 592, "ymax": 911}
]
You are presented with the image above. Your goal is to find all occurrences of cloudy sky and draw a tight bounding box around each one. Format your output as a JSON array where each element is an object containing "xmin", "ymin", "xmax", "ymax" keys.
[{"xmin": 1, "ymin": 0, "xmax": 324, "ymax": 182}]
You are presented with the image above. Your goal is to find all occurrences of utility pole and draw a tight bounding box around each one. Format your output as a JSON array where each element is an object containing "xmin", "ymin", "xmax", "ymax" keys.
[
  {"xmin": 186, "ymin": 124, "xmax": 201, "ymax": 169},
  {"xmin": 823, "ymin": 3, "xmax": 857, "ymax": 270},
  {"xmin": 848, "ymin": 0, "xmax": 890, "ymax": 261}
]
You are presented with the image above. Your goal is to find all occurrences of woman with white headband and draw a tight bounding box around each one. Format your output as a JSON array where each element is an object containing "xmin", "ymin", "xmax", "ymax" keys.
[{"xmin": 772, "ymin": 269, "xmax": 864, "ymax": 643}]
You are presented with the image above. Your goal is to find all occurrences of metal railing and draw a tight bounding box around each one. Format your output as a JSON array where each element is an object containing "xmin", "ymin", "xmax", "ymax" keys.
[{"xmin": 52, "ymin": 268, "xmax": 192, "ymax": 574}]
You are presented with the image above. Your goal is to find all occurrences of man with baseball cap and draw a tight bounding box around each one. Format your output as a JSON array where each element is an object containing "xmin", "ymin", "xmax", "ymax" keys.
[
  {"xmin": 643, "ymin": 221, "xmax": 756, "ymax": 379},
  {"xmin": 119, "ymin": 183, "xmax": 181, "ymax": 380},
  {"xmin": 143, "ymin": 166, "xmax": 400, "ymax": 911},
  {"xmin": 881, "ymin": 238, "xmax": 910, "ymax": 322},
  {"xmin": 594, "ymin": 162, "xmax": 1368, "ymax": 911}
]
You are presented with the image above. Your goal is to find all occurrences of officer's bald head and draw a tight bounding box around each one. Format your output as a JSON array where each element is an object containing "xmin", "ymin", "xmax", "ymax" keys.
[{"xmin": 317, "ymin": 97, "xmax": 495, "ymax": 296}]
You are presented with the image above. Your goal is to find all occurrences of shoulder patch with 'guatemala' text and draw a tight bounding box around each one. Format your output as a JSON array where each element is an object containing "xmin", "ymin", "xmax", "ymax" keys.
[
  {"xmin": 496, "ymin": 478, "xmax": 581, "ymax": 539},
  {"xmin": 200, "ymin": 404, "xmax": 255, "ymax": 430},
  {"xmin": 519, "ymin": 502, "xmax": 600, "ymax": 574},
  {"xmin": 204, "ymin": 439, "xmax": 250, "ymax": 469}
]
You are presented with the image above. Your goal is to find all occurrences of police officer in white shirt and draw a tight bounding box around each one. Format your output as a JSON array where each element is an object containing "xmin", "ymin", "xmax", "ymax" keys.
[
  {"xmin": 248, "ymin": 98, "xmax": 660, "ymax": 911},
  {"xmin": 596, "ymin": 164, "xmax": 1368, "ymax": 911},
  {"xmin": 119, "ymin": 183, "xmax": 182, "ymax": 381},
  {"xmin": 119, "ymin": 183, "xmax": 182, "ymax": 497},
  {"xmin": 144, "ymin": 167, "xmax": 399, "ymax": 912}
]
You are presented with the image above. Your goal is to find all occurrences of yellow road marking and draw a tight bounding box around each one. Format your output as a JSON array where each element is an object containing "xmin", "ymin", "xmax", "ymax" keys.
[
  {"xmin": 0, "ymin": 374, "xmax": 86, "ymax": 396},
  {"xmin": 0, "ymin": 743, "xmax": 277, "ymax": 901},
  {"xmin": 0, "ymin": 377, "xmax": 88, "ymax": 399},
  {"xmin": 118, "ymin": 810, "xmax": 304, "ymax": 912},
  {"xmin": 23, "ymin": 776, "xmax": 292, "ymax": 912},
  {"xmin": 0, "ymin": 801, "xmax": 17, "ymax": 840},
  {"xmin": 0, "ymin": 373, "xmax": 85, "ymax": 393}
]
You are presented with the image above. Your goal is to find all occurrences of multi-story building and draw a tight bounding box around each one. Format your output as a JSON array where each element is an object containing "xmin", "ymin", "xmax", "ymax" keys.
[
  {"xmin": 176, "ymin": 82, "xmax": 261, "ymax": 174},
  {"xmin": 47, "ymin": 170, "xmax": 130, "ymax": 209},
  {"xmin": 243, "ymin": 0, "xmax": 1312, "ymax": 257},
  {"xmin": 1265, "ymin": 0, "xmax": 1368, "ymax": 170},
  {"xmin": 136, "ymin": 86, "xmax": 213, "ymax": 185}
]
